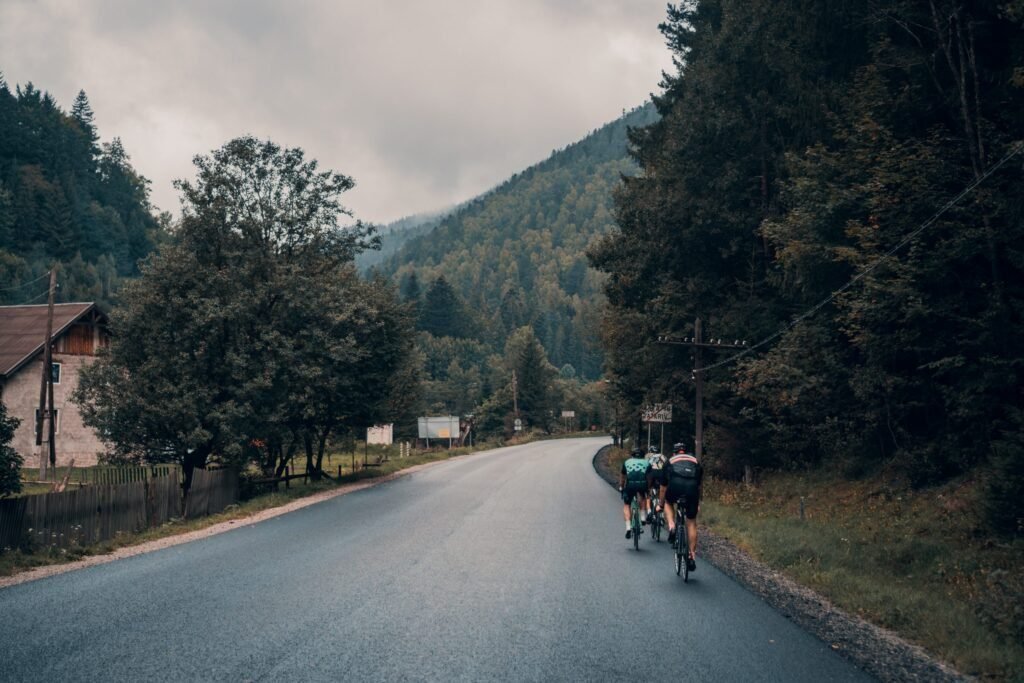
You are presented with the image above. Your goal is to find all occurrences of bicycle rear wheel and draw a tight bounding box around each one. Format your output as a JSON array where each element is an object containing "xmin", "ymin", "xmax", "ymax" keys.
[
  {"xmin": 632, "ymin": 499, "xmax": 640, "ymax": 551},
  {"xmin": 674, "ymin": 511, "xmax": 684, "ymax": 576},
  {"xmin": 681, "ymin": 520, "xmax": 690, "ymax": 582}
]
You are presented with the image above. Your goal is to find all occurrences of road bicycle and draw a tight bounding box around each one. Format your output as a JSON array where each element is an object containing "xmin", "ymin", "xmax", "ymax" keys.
[
  {"xmin": 673, "ymin": 502, "xmax": 690, "ymax": 582},
  {"xmin": 648, "ymin": 489, "xmax": 664, "ymax": 542}
]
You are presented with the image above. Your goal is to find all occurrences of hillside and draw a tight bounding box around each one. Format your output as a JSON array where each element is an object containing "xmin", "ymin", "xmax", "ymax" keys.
[
  {"xmin": 382, "ymin": 103, "xmax": 658, "ymax": 379},
  {"xmin": 356, "ymin": 209, "xmax": 450, "ymax": 273},
  {"xmin": 0, "ymin": 75, "xmax": 161, "ymax": 308}
]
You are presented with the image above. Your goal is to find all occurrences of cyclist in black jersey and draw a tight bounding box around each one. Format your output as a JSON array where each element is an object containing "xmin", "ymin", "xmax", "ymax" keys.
[{"xmin": 657, "ymin": 443, "xmax": 702, "ymax": 572}]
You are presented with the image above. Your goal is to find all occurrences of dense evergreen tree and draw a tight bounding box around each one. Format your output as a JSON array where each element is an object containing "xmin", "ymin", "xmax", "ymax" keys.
[
  {"xmin": 591, "ymin": 0, "xmax": 1024, "ymax": 512},
  {"xmin": 0, "ymin": 77, "xmax": 160, "ymax": 307},
  {"xmin": 418, "ymin": 275, "xmax": 466, "ymax": 338}
]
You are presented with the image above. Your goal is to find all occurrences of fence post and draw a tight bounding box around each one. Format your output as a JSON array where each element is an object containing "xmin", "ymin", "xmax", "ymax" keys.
[{"xmin": 799, "ymin": 496, "xmax": 806, "ymax": 522}]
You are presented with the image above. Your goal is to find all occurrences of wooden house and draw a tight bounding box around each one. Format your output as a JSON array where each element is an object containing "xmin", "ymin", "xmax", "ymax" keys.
[{"xmin": 0, "ymin": 303, "xmax": 110, "ymax": 468}]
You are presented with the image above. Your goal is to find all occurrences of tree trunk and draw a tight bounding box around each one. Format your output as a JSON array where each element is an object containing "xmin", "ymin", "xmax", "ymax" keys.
[
  {"xmin": 313, "ymin": 427, "xmax": 331, "ymax": 480},
  {"xmin": 182, "ymin": 444, "xmax": 211, "ymax": 495}
]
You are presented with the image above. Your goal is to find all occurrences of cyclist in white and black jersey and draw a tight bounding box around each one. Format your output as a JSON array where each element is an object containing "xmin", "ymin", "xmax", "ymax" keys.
[{"xmin": 645, "ymin": 445, "xmax": 666, "ymax": 522}]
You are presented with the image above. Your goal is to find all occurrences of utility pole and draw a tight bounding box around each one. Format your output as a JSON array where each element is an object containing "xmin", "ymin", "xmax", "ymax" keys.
[
  {"xmin": 657, "ymin": 318, "xmax": 748, "ymax": 461},
  {"xmin": 36, "ymin": 269, "xmax": 56, "ymax": 479},
  {"xmin": 511, "ymin": 369, "xmax": 519, "ymax": 418}
]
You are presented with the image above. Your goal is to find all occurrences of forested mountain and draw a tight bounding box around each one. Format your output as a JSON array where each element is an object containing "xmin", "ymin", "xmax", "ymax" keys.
[
  {"xmin": 355, "ymin": 209, "xmax": 450, "ymax": 272},
  {"xmin": 383, "ymin": 103, "xmax": 658, "ymax": 381},
  {"xmin": 0, "ymin": 74, "xmax": 162, "ymax": 307},
  {"xmin": 591, "ymin": 1, "xmax": 1024, "ymax": 531}
]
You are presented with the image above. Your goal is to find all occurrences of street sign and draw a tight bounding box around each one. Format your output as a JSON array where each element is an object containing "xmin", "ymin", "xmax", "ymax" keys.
[
  {"xmin": 514, "ymin": 418, "xmax": 523, "ymax": 431},
  {"xmin": 642, "ymin": 403, "xmax": 672, "ymax": 423},
  {"xmin": 561, "ymin": 410, "xmax": 575, "ymax": 418}
]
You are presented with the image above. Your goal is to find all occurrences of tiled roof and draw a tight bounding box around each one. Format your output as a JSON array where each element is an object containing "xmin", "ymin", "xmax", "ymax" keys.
[{"xmin": 0, "ymin": 303, "xmax": 97, "ymax": 377}]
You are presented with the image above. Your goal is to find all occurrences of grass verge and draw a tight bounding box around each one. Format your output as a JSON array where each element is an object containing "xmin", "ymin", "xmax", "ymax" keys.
[
  {"xmin": 596, "ymin": 446, "xmax": 1023, "ymax": 679},
  {"xmin": 703, "ymin": 470, "xmax": 1024, "ymax": 681}
]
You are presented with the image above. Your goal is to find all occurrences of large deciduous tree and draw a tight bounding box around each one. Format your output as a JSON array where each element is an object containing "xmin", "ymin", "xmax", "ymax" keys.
[{"xmin": 75, "ymin": 137, "xmax": 413, "ymax": 489}]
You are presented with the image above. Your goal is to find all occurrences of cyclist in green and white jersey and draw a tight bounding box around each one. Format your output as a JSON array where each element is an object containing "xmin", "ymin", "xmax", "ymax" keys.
[{"xmin": 619, "ymin": 448, "xmax": 652, "ymax": 539}]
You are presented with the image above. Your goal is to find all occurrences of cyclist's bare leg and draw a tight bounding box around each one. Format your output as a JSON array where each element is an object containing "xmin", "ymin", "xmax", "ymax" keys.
[
  {"xmin": 685, "ymin": 517, "xmax": 698, "ymax": 557},
  {"xmin": 664, "ymin": 501, "xmax": 677, "ymax": 533}
]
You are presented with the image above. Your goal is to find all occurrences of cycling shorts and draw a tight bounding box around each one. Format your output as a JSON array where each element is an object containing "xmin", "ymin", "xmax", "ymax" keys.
[
  {"xmin": 621, "ymin": 482, "xmax": 648, "ymax": 504},
  {"xmin": 664, "ymin": 478, "xmax": 700, "ymax": 519}
]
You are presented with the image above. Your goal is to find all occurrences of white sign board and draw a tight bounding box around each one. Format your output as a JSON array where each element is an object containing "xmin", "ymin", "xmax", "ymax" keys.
[
  {"xmin": 561, "ymin": 410, "xmax": 575, "ymax": 418},
  {"xmin": 642, "ymin": 403, "xmax": 673, "ymax": 423},
  {"xmin": 418, "ymin": 416, "xmax": 460, "ymax": 440},
  {"xmin": 366, "ymin": 424, "xmax": 393, "ymax": 445},
  {"xmin": 513, "ymin": 418, "xmax": 523, "ymax": 432}
]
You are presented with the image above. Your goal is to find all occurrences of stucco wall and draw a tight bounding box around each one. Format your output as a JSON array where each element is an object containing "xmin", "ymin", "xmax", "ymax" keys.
[{"xmin": 1, "ymin": 353, "xmax": 106, "ymax": 467}]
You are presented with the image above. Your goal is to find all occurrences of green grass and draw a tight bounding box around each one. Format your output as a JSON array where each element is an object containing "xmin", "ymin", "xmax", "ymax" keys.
[{"xmin": 702, "ymin": 471, "xmax": 1024, "ymax": 681}]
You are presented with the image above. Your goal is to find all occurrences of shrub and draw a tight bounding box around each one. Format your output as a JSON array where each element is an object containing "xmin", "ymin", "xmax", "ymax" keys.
[{"xmin": 0, "ymin": 403, "xmax": 22, "ymax": 497}]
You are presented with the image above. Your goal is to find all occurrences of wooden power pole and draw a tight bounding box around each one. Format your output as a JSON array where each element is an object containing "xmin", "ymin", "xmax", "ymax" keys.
[
  {"xmin": 657, "ymin": 318, "xmax": 748, "ymax": 461},
  {"xmin": 36, "ymin": 269, "xmax": 57, "ymax": 479}
]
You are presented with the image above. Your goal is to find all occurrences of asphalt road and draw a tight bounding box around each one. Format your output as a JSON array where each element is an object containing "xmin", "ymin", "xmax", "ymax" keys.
[{"xmin": 0, "ymin": 438, "xmax": 871, "ymax": 682}]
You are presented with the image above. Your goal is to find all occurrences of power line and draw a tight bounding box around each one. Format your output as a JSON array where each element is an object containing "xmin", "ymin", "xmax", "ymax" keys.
[
  {"xmin": 0, "ymin": 270, "xmax": 51, "ymax": 292},
  {"xmin": 10, "ymin": 289, "xmax": 52, "ymax": 306},
  {"xmin": 696, "ymin": 141, "xmax": 1024, "ymax": 375}
]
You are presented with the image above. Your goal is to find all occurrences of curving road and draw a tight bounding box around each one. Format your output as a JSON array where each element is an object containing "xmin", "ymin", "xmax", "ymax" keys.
[{"xmin": 0, "ymin": 438, "xmax": 871, "ymax": 681}]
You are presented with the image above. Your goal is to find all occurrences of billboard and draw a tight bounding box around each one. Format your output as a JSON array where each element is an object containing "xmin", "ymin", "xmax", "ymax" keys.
[{"xmin": 417, "ymin": 416, "xmax": 460, "ymax": 440}]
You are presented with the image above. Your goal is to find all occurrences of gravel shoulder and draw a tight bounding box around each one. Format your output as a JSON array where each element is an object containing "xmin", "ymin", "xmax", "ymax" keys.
[{"xmin": 592, "ymin": 445, "xmax": 967, "ymax": 683}]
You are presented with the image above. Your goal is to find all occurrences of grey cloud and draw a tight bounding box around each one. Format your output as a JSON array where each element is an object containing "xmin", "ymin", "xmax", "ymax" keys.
[{"xmin": 0, "ymin": 0, "xmax": 671, "ymax": 223}]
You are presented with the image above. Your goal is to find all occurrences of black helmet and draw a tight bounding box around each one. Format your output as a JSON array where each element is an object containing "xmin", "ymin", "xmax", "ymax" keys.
[
  {"xmin": 648, "ymin": 445, "xmax": 660, "ymax": 454},
  {"xmin": 673, "ymin": 442, "xmax": 686, "ymax": 453},
  {"xmin": 631, "ymin": 448, "xmax": 645, "ymax": 458}
]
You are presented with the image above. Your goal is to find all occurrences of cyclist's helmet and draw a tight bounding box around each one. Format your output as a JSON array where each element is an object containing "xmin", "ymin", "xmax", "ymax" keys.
[
  {"xmin": 673, "ymin": 442, "xmax": 687, "ymax": 454},
  {"xmin": 631, "ymin": 448, "xmax": 645, "ymax": 458},
  {"xmin": 648, "ymin": 445, "xmax": 660, "ymax": 454}
]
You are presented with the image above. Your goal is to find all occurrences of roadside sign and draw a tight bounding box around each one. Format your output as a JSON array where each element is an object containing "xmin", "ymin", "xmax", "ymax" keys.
[
  {"xmin": 561, "ymin": 410, "xmax": 575, "ymax": 418},
  {"xmin": 514, "ymin": 418, "xmax": 523, "ymax": 431},
  {"xmin": 642, "ymin": 403, "xmax": 672, "ymax": 423}
]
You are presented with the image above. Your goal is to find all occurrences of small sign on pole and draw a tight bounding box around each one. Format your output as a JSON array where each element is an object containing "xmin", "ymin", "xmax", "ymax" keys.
[
  {"xmin": 514, "ymin": 418, "xmax": 523, "ymax": 432},
  {"xmin": 641, "ymin": 403, "xmax": 673, "ymax": 423},
  {"xmin": 560, "ymin": 410, "xmax": 575, "ymax": 418}
]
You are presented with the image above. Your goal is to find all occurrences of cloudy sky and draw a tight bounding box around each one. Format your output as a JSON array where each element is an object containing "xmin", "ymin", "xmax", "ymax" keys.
[{"xmin": 0, "ymin": 1, "xmax": 673, "ymax": 225}]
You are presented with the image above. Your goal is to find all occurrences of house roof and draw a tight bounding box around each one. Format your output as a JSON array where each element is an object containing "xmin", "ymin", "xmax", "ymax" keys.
[{"xmin": 0, "ymin": 303, "xmax": 100, "ymax": 377}]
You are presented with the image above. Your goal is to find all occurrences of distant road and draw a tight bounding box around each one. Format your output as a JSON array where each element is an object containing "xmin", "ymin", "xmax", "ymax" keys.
[{"xmin": 0, "ymin": 438, "xmax": 870, "ymax": 681}]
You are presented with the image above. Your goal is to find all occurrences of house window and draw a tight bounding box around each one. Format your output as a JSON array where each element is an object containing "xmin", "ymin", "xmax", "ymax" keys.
[
  {"xmin": 51, "ymin": 362, "xmax": 61, "ymax": 385},
  {"xmin": 34, "ymin": 408, "xmax": 61, "ymax": 435}
]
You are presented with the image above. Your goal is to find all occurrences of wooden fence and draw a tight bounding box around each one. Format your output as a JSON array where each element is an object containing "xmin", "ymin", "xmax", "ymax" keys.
[
  {"xmin": 88, "ymin": 464, "xmax": 180, "ymax": 486},
  {"xmin": 1, "ymin": 467, "xmax": 237, "ymax": 552},
  {"xmin": 184, "ymin": 468, "xmax": 239, "ymax": 519}
]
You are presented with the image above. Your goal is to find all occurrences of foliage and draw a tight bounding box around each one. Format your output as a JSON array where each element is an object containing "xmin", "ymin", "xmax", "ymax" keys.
[
  {"xmin": 0, "ymin": 78, "xmax": 162, "ymax": 307},
  {"xmin": 0, "ymin": 402, "xmax": 22, "ymax": 498},
  {"xmin": 591, "ymin": 1, "xmax": 1024, "ymax": 503},
  {"xmin": 384, "ymin": 104, "xmax": 658, "ymax": 380},
  {"xmin": 74, "ymin": 137, "xmax": 410, "ymax": 486}
]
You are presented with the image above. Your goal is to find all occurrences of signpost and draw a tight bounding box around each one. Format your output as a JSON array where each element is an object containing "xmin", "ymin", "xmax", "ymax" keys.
[
  {"xmin": 513, "ymin": 418, "xmax": 523, "ymax": 432},
  {"xmin": 641, "ymin": 403, "xmax": 672, "ymax": 453}
]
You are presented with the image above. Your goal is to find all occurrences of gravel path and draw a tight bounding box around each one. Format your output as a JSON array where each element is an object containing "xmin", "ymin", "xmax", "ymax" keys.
[{"xmin": 592, "ymin": 445, "xmax": 967, "ymax": 683}]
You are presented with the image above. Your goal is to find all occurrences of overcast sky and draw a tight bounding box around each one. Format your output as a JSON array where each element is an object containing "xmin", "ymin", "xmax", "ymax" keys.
[{"xmin": 0, "ymin": 1, "xmax": 672, "ymax": 225}]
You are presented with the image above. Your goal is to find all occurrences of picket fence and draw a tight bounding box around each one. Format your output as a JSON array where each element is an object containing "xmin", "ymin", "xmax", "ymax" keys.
[{"xmin": 0, "ymin": 468, "xmax": 238, "ymax": 551}]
